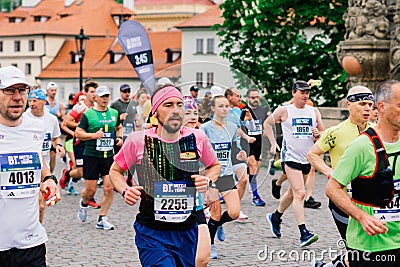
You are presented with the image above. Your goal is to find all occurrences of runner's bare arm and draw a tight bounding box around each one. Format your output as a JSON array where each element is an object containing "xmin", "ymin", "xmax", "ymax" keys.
[
  {"xmin": 307, "ymin": 144, "xmax": 332, "ymax": 177},
  {"xmin": 263, "ymin": 106, "xmax": 286, "ymax": 154},
  {"xmin": 109, "ymin": 161, "xmax": 142, "ymax": 206}
]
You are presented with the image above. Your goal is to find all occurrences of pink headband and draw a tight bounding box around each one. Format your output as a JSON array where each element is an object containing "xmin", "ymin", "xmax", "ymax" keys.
[{"xmin": 151, "ymin": 86, "xmax": 183, "ymax": 114}]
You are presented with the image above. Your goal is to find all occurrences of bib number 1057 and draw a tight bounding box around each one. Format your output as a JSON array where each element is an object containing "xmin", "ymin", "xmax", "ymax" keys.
[{"xmin": 9, "ymin": 171, "xmax": 35, "ymax": 184}]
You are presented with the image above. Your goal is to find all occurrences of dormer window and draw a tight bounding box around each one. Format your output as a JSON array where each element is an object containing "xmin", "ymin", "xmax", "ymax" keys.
[
  {"xmin": 108, "ymin": 51, "xmax": 124, "ymax": 64},
  {"xmin": 34, "ymin": 16, "xmax": 49, "ymax": 22},
  {"xmin": 9, "ymin": 17, "xmax": 25, "ymax": 23},
  {"xmin": 165, "ymin": 48, "xmax": 181, "ymax": 63}
]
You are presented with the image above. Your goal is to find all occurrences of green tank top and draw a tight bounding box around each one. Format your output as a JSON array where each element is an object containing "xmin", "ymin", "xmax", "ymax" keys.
[{"xmin": 83, "ymin": 108, "xmax": 119, "ymax": 158}]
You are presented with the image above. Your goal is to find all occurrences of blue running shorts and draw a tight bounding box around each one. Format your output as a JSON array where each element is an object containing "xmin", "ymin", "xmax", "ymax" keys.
[{"xmin": 134, "ymin": 221, "xmax": 198, "ymax": 267}]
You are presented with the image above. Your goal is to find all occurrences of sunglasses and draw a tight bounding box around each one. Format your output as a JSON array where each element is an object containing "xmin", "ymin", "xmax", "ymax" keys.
[
  {"xmin": 121, "ymin": 90, "xmax": 131, "ymax": 93},
  {"xmin": 1, "ymin": 85, "xmax": 31, "ymax": 95}
]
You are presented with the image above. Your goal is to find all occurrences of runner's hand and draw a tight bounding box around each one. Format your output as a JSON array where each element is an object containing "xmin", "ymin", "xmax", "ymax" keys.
[
  {"xmin": 359, "ymin": 213, "xmax": 388, "ymax": 236},
  {"xmin": 248, "ymin": 136, "xmax": 256, "ymax": 143},
  {"xmin": 41, "ymin": 179, "xmax": 61, "ymax": 203},
  {"xmin": 192, "ymin": 175, "xmax": 209, "ymax": 193},
  {"xmin": 236, "ymin": 150, "xmax": 247, "ymax": 161},
  {"xmin": 123, "ymin": 186, "xmax": 142, "ymax": 206},
  {"xmin": 270, "ymin": 143, "xmax": 280, "ymax": 155},
  {"xmin": 94, "ymin": 129, "xmax": 104, "ymax": 139}
]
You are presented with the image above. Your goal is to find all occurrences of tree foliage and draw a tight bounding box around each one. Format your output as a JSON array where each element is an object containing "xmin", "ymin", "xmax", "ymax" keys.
[{"xmin": 215, "ymin": 0, "xmax": 348, "ymax": 107}]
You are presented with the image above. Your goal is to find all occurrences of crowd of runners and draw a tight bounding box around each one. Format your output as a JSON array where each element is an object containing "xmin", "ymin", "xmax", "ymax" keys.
[{"xmin": 0, "ymin": 65, "xmax": 399, "ymax": 267}]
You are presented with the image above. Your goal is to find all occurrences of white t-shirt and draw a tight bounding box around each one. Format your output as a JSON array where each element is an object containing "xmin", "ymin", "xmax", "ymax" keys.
[
  {"xmin": 24, "ymin": 110, "xmax": 61, "ymax": 168},
  {"xmin": 0, "ymin": 116, "xmax": 48, "ymax": 251},
  {"xmin": 281, "ymin": 104, "xmax": 317, "ymax": 164}
]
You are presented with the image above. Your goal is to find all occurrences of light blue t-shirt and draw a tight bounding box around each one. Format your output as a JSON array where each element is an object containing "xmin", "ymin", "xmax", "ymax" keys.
[
  {"xmin": 226, "ymin": 107, "xmax": 241, "ymax": 128},
  {"xmin": 200, "ymin": 121, "xmax": 238, "ymax": 177}
]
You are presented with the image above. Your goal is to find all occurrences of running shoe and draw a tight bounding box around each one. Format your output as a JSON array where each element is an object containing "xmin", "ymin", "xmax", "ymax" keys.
[
  {"xmin": 210, "ymin": 244, "xmax": 218, "ymax": 259},
  {"xmin": 97, "ymin": 177, "xmax": 103, "ymax": 187},
  {"xmin": 266, "ymin": 213, "xmax": 281, "ymax": 238},
  {"xmin": 300, "ymin": 230, "xmax": 318, "ymax": 247},
  {"xmin": 88, "ymin": 198, "xmax": 101, "ymax": 209},
  {"xmin": 269, "ymin": 159, "xmax": 275, "ymax": 175},
  {"xmin": 216, "ymin": 226, "xmax": 225, "ymax": 242},
  {"xmin": 96, "ymin": 216, "xmax": 115, "ymax": 230},
  {"xmin": 68, "ymin": 186, "xmax": 79, "ymax": 196},
  {"xmin": 219, "ymin": 195, "xmax": 225, "ymax": 204},
  {"xmin": 237, "ymin": 210, "xmax": 248, "ymax": 221},
  {"xmin": 78, "ymin": 200, "xmax": 88, "ymax": 222},
  {"xmin": 60, "ymin": 169, "xmax": 69, "ymax": 189},
  {"xmin": 252, "ymin": 196, "xmax": 265, "ymax": 206},
  {"xmin": 311, "ymin": 260, "xmax": 325, "ymax": 267},
  {"xmin": 304, "ymin": 196, "xmax": 321, "ymax": 209}
]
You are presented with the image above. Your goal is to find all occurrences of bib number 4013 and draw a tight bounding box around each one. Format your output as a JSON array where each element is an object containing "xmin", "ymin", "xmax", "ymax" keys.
[
  {"xmin": 160, "ymin": 198, "xmax": 188, "ymax": 211},
  {"xmin": 9, "ymin": 171, "xmax": 35, "ymax": 184}
]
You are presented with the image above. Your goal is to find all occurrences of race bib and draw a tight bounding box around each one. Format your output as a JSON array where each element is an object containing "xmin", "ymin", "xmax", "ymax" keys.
[
  {"xmin": 292, "ymin": 118, "xmax": 312, "ymax": 139},
  {"xmin": 213, "ymin": 142, "xmax": 231, "ymax": 167},
  {"xmin": 248, "ymin": 120, "xmax": 262, "ymax": 136},
  {"xmin": 123, "ymin": 122, "xmax": 134, "ymax": 137},
  {"xmin": 374, "ymin": 180, "xmax": 400, "ymax": 222},
  {"xmin": 0, "ymin": 152, "xmax": 41, "ymax": 198},
  {"xmin": 96, "ymin": 132, "xmax": 114, "ymax": 151},
  {"xmin": 154, "ymin": 181, "xmax": 195, "ymax": 223},
  {"xmin": 42, "ymin": 132, "xmax": 51, "ymax": 154}
]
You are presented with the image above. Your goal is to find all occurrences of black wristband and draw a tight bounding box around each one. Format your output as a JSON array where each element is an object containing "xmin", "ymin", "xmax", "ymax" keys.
[
  {"xmin": 56, "ymin": 144, "xmax": 63, "ymax": 147},
  {"xmin": 43, "ymin": 175, "xmax": 58, "ymax": 185},
  {"xmin": 117, "ymin": 136, "xmax": 123, "ymax": 139}
]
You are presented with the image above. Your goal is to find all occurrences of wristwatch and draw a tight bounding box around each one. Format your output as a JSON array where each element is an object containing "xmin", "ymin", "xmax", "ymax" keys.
[
  {"xmin": 43, "ymin": 175, "xmax": 58, "ymax": 185},
  {"xmin": 206, "ymin": 177, "xmax": 217, "ymax": 189}
]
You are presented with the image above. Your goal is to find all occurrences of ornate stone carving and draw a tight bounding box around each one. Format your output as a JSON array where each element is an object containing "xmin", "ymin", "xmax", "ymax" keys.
[{"xmin": 337, "ymin": 0, "xmax": 400, "ymax": 91}]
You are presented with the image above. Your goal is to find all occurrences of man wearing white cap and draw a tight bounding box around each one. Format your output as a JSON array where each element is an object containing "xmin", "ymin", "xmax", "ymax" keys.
[
  {"xmin": 76, "ymin": 85, "xmax": 123, "ymax": 230},
  {"xmin": 0, "ymin": 66, "xmax": 60, "ymax": 266},
  {"xmin": 45, "ymin": 82, "xmax": 66, "ymax": 173}
]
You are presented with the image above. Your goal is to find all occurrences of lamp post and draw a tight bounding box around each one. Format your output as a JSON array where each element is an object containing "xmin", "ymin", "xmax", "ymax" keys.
[{"xmin": 75, "ymin": 28, "xmax": 89, "ymax": 92}]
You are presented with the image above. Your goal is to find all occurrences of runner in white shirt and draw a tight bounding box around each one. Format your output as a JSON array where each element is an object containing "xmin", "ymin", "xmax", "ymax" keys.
[{"xmin": 0, "ymin": 66, "xmax": 60, "ymax": 267}]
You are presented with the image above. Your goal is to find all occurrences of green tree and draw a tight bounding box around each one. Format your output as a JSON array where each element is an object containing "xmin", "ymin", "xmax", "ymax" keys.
[
  {"xmin": 0, "ymin": 0, "xmax": 15, "ymax": 11},
  {"xmin": 216, "ymin": 0, "xmax": 348, "ymax": 107}
]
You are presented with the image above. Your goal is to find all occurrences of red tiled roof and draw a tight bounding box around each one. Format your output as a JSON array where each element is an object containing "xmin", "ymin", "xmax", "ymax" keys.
[
  {"xmin": 135, "ymin": 0, "xmax": 215, "ymax": 6},
  {"xmin": 38, "ymin": 31, "xmax": 182, "ymax": 79},
  {"xmin": 176, "ymin": 5, "xmax": 222, "ymax": 28},
  {"xmin": 0, "ymin": 0, "xmax": 127, "ymax": 37}
]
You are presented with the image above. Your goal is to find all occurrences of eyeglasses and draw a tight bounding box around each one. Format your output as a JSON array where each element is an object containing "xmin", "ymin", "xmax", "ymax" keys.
[
  {"xmin": 121, "ymin": 90, "xmax": 131, "ymax": 94},
  {"xmin": 1, "ymin": 85, "xmax": 31, "ymax": 95}
]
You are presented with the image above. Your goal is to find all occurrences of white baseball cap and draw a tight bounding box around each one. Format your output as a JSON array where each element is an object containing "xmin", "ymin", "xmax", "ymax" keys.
[
  {"xmin": 47, "ymin": 82, "xmax": 58, "ymax": 89},
  {"xmin": 210, "ymin": 85, "xmax": 225, "ymax": 98},
  {"xmin": 0, "ymin": 66, "xmax": 29, "ymax": 89},
  {"xmin": 96, "ymin": 85, "xmax": 111, "ymax": 96}
]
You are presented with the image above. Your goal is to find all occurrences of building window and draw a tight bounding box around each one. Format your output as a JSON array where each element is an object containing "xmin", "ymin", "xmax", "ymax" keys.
[
  {"xmin": 207, "ymin": 38, "xmax": 215, "ymax": 54},
  {"xmin": 207, "ymin": 72, "xmax": 214, "ymax": 87},
  {"xmin": 0, "ymin": 41, "xmax": 3, "ymax": 52},
  {"xmin": 11, "ymin": 63, "xmax": 18, "ymax": 68},
  {"xmin": 29, "ymin": 40, "xmax": 35, "ymax": 51},
  {"xmin": 196, "ymin": 72, "xmax": 203, "ymax": 87},
  {"xmin": 25, "ymin": 63, "xmax": 31, "ymax": 75},
  {"xmin": 196, "ymin": 39, "xmax": 203, "ymax": 54},
  {"xmin": 14, "ymin": 41, "xmax": 20, "ymax": 52}
]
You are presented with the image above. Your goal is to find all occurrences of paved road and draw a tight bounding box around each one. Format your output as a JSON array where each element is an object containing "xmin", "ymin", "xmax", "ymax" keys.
[{"xmin": 44, "ymin": 158, "xmax": 343, "ymax": 267}]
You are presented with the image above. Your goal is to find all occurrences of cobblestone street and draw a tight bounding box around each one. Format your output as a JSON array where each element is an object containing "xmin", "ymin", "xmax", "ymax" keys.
[{"xmin": 44, "ymin": 159, "xmax": 342, "ymax": 267}]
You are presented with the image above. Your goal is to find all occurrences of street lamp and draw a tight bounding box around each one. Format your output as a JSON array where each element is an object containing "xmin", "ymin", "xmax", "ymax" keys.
[{"xmin": 75, "ymin": 28, "xmax": 89, "ymax": 92}]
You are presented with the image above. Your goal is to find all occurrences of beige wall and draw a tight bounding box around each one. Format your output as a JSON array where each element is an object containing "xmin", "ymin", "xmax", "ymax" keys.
[{"xmin": 0, "ymin": 34, "xmax": 65, "ymax": 85}]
